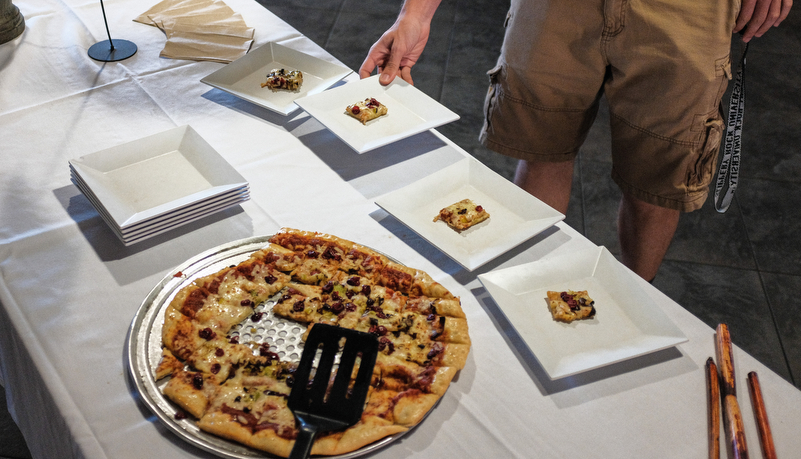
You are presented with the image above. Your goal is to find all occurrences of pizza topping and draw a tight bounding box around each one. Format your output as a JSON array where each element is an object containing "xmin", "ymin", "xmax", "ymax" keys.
[
  {"xmin": 265, "ymin": 275, "xmax": 277, "ymax": 284},
  {"xmin": 241, "ymin": 299, "xmax": 253, "ymax": 306},
  {"xmin": 351, "ymin": 105, "xmax": 360, "ymax": 115},
  {"xmin": 211, "ymin": 364, "xmax": 221, "ymax": 374},
  {"xmin": 174, "ymin": 410, "xmax": 188, "ymax": 420},
  {"xmin": 199, "ymin": 328, "xmax": 216, "ymax": 340},
  {"xmin": 215, "ymin": 348, "xmax": 225, "ymax": 357},
  {"xmin": 192, "ymin": 373, "xmax": 204, "ymax": 390}
]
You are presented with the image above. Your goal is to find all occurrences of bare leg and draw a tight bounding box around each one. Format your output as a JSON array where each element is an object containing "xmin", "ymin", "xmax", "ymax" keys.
[
  {"xmin": 513, "ymin": 159, "xmax": 574, "ymax": 214},
  {"xmin": 617, "ymin": 193, "xmax": 680, "ymax": 281}
]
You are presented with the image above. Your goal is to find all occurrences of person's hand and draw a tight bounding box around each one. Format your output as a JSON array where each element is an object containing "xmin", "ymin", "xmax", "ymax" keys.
[
  {"xmin": 358, "ymin": 0, "xmax": 441, "ymax": 85},
  {"xmin": 734, "ymin": 0, "xmax": 793, "ymax": 42}
]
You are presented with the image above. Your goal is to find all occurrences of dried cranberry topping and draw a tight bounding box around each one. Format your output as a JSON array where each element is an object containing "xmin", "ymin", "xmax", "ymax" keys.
[
  {"xmin": 351, "ymin": 105, "xmax": 360, "ymax": 114},
  {"xmin": 215, "ymin": 348, "xmax": 225, "ymax": 357},
  {"xmin": 307, "ymin": 250, "xmax": 318, "ymax": 258},
  {"xmin": 366, "ymin": 298, "xmax": 375, "ymax": 307},
  {"xmin": 475, "ymin": 205, "xmax": 484, "ymax": 212},
  {"xmin": 347, "ymin": 276, "xmax": 360, "ymax": 286},
  {"xmin": 241, "ymin": 299, "xmax": 253, "ymax": 306},
  {"xmin": 264, "ymin": 275, "xmax": 277, "ymax": 284},
  {"xmin": 211, "ymin": 363, "xmax": 221, "ymax": 374},
  {"xmin": 229, "ymin": 336, "xmax": 240, "ymax": 344},
  {"xmin": 199, "ymin": 328, "xmax": 216, "ymax": 340},
  {"xmin": 331, "ymin": 302, "xmax": 344, "ymax": 313},
  {"xmin": 378, "ymin": 337, "xmax": 394, "ymax": 353},
  {"xmin": 321, "ymin": 281, "xmax": 334, "ymax": 294},
  {"xmin": 360, "ymin": 285, "xmax": 371, "ymax": 296},
  {"xmin": 331, "ymin": 291, "xmax": 341, "ymax": 301},
  {"xmin": 346, "ymin": 302, "xmax": 357, "ymax": 312},
  {"xmin": 192, "ymin": 373, "xmax": 204, "ymax": 390},
  {"xmin": 293, "ymin": 300, "xmax": 305, "ymax": 312},
  {"xmin": 346, "ymin": 291, "xmax": 354, "ymax": 299},
  {"xmin": 251, "ymin": 312, "xmax": 264, "ymax": 322}
]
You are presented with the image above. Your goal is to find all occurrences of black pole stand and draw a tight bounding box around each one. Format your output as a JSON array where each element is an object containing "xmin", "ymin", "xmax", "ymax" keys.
[{"xmin": 88, "ymin": 0, "xmax": 136, "ymax": 62}]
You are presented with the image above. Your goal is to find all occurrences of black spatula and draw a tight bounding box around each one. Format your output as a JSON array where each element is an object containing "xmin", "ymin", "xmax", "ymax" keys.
[{"xmin": 288, "ymin": 323, "xmax": 379, "ymax": 459}]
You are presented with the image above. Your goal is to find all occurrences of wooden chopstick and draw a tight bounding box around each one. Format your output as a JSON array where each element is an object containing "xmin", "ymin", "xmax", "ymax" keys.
[
  {"xmin": 716, "ymin": 323, "xmax": 749, "ymax": 459},
  {"xmin": 747, "ymin": 371, "xmax": 777, "ymax": 459},
  {"xmin": 706, "ymin": 357, "xmax": 721, "ymax": 459}
]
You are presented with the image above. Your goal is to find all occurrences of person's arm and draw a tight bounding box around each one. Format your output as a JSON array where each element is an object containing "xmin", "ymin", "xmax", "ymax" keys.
[
  {"xmin": 734, "ymin": 0, "xmax": 792, "ymax": 42},
  {"xmin": 358, "ymin": 0, "xmax": 442, "ymax": 85}
]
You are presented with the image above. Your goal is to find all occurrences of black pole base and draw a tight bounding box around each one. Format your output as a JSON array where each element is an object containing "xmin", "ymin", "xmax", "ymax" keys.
[{"xmin": 88, "ymin": 39, "xmax": 137, "ymax": 62}]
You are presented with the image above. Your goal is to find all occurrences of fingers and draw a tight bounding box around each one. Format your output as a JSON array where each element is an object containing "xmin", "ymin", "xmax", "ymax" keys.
[
  {"xmin": 733, "ymin": 0, "xmax": 756, "ymax": 34},
  {"xmin": 735, "ymin": 0, "xmax": 792, "ymax": 42},
  {"xmin": 400, "ymin": 66, "xmax": 414, "ymax": 85}
]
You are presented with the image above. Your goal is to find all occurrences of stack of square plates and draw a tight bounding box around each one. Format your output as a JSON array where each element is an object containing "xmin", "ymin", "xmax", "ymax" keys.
[{"xmin": 69, "ymin": 125, "xmax": 249, "ymax": 246}]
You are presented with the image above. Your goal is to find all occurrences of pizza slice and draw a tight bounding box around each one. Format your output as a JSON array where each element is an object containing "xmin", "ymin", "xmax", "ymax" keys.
[
  {"xmin": 346, "ymin": 97, "xmax": 388, "ymax": 124},
  {"xmin": 261, "ymin": 68, "xmax": 303, "ymax": 90},
  {"xmin": 433, "ymin": 198, "xmax": 489, "ymax": 232},
  {"xmin": 546, "ymin": 290, "xmax": 596, "ymax": 323}
]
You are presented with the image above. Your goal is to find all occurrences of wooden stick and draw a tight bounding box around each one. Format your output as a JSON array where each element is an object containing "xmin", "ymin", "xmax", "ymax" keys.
[
  {"xmin": 706, "ymin": 358, "xmax": 721, "ymax": 459},
  {"xmin": 747, "ymin": 372, "xmax": 777, "ymax": 459},
  {"xmin": 716, "ymin": 324, "xmax": 749, "ymax": 459}
]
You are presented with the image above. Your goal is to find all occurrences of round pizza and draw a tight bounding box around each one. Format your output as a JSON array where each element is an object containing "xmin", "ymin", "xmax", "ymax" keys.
[{"xmin": 155, "ymin": 228, "xmax": 470, "ymax": 457}]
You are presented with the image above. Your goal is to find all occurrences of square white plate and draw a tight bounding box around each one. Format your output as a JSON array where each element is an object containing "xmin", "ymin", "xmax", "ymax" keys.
[
  {"xmin": 69, "ymin": 125, "xmax": 248, "ymax": 229},
  {"xmin": 375, "ymin": 158, "xmax": 564, "ymax": 270},
  {"xmin": 295, "ymin": 75, "xmax": 459, "ymax": 153},
  {"xmin": 200, "ymin": 42, "xmax": 352, "ymax": 115},
  {"xmin": 478, "ymin": 246, "xmax": 688, "ymax": 379}
]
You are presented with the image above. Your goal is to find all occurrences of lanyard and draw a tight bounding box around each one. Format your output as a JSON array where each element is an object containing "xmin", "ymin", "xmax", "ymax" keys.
[{"xmin": 714, "ymin": 41, "xmax": 749, "ymax": 213}]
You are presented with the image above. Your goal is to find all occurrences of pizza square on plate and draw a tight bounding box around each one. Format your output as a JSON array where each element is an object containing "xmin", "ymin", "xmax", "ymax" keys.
[
  {"xmin": 433, "ymin": 198, "xmax": 489, "ymax": 231},
  {"xmin": 345, "ymin": 97, "xmax": 388, "ymax": 124},
  {"xmin": 156, "ymin": 228, "xmax": 470, "ymax": 457},
  {"xmin": 546, "ymin": 290, "xmax": 596, "ymax": 323},
  {"xmin": 261, "ymin": 68, "xmax": 303, "ymax": 90}
]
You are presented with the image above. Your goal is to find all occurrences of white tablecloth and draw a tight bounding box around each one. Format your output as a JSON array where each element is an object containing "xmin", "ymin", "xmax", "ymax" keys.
[{"xmin": 1, "ymin": 1, "xmax": 799, "ymax": 458}]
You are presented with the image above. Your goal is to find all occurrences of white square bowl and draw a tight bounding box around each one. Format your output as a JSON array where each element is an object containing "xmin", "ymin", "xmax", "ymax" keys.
[
  {"xmin": 200, "ymin": 42, "xmax": 352, "ymax": 115},
  {"xmin": 478, "ymin": 246, "xmax": 688, "ymax": 379},
  {"xmin": 69, "ymin": 125, "xmax": 248, "ymax": 229},
  {"xmin": 295, "ymin": 75, "xmax": 459, "ymax": 153},
  {"xmin": 375, "ymin": 157, "xmax": 564, "ymax": 270}
]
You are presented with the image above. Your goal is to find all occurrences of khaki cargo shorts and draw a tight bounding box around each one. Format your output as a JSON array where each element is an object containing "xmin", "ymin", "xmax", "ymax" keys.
[{"xmin": 479, "ymin": 0, "xmax": 741, "ymax": 211}]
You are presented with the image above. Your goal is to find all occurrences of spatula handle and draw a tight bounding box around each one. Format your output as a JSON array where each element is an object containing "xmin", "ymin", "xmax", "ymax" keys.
[{"xmin": 289, "ymin": 419, "xmax": 318, "ymax": 459}]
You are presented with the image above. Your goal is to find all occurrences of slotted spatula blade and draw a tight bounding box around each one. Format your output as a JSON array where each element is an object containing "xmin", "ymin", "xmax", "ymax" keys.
[{"xmin": 288, "ymin": 323, "xmax": 379, "ymax": 459}]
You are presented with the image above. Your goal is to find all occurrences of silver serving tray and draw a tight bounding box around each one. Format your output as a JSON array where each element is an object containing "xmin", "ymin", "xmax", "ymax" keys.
[{"xmin": 126, "ymin": 235, "xmax": 411, "ymax": 458}]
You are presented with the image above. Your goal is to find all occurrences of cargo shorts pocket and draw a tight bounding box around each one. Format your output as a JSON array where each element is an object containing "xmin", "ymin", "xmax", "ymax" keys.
[
  {"xmin": 688, "ymin": 106, "xmax": 724, "ymax": 189},
  {"xmin": 481, "ymin": 64, "xmax": 504, "ymax": 136}
]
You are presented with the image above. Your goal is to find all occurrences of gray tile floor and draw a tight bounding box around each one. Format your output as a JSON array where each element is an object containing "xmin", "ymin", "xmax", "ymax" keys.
[{"xmin": 2, "ymin": 0, "xmax": 799, "ymax": 456}]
